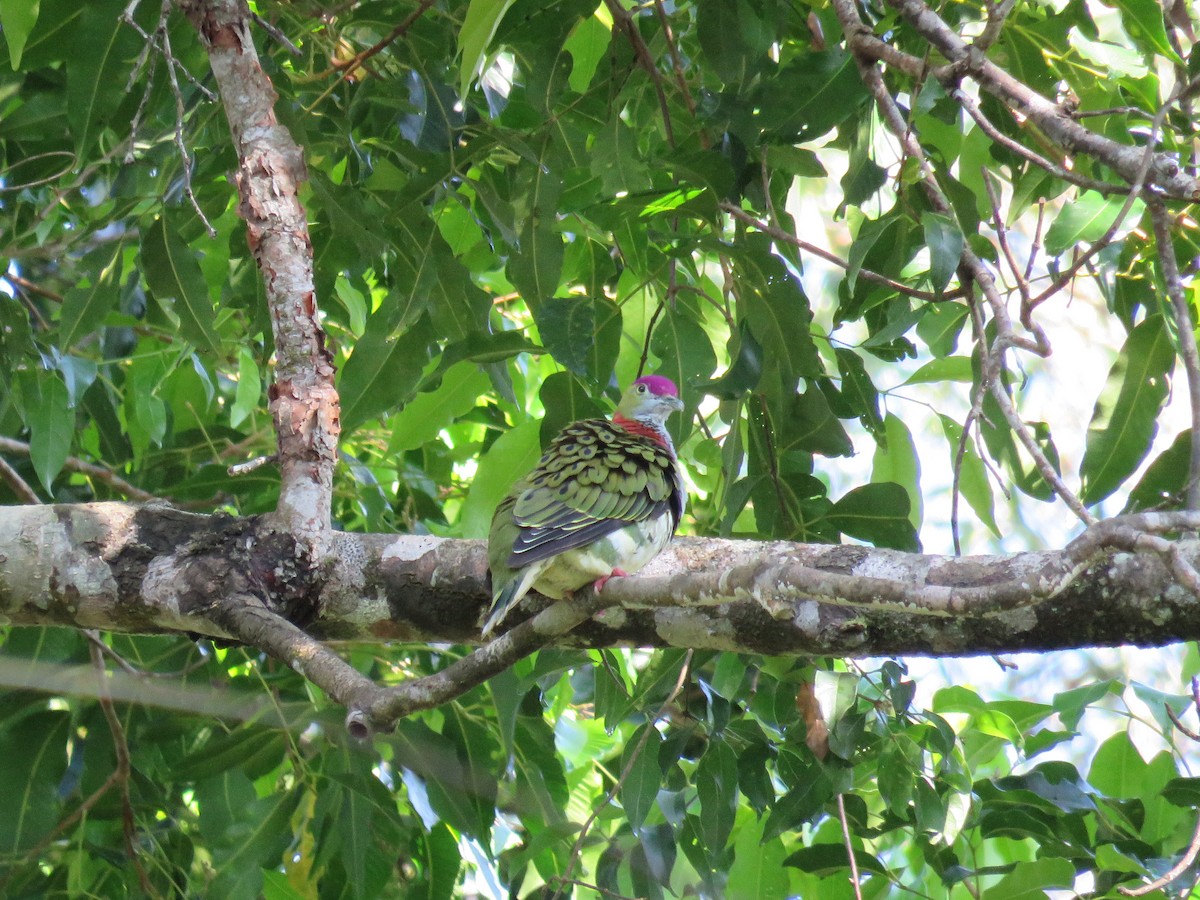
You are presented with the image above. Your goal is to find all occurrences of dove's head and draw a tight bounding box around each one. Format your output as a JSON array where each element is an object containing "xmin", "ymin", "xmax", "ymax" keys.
[{"xmin": 616, "ymin": 375, "xmax": 684, "ymax": 427}]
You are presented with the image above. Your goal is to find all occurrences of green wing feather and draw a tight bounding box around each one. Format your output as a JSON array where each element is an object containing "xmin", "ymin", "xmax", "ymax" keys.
[
  {"xmin": 484, "ymin": 417, "xmax": 683, "ymax": 635},
  {"xmin": 505, "ymin": 418, "xmax": 681, "ymax": 566}
]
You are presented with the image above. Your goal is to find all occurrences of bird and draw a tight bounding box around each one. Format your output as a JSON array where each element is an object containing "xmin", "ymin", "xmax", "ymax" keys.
[{"xmin": 483, "ymin": 375, "xmax": 686, "ymax": 637}]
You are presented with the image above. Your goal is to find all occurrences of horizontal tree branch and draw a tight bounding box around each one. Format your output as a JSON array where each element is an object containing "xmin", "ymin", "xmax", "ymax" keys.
[{"xmin": 4, "ymin": 503, "xmax": 1200, "ymax": 662}]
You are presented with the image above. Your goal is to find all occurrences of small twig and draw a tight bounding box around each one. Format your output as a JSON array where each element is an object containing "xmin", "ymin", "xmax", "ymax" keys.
[
  {"xmin": 1173, "ymin": 676, "xmax": 1200, "ymax": 742},
  {"xmin": 637, "ymin": 302, "xmax": 667, "ymax": 380},
  {"xmin": 88, "ymin": 636, "xmax": 156, "ymax": 896},
  {"xmin": 973, "ymin": 0, "xmax": 1017, "ymax": 51},
  {"xmin": 552, "ymin": 650, "xmax": 695, "ymax": 900},
  {"xmin": 1025, "ymin": 199, "xmax": 1047, "ymax": 284},
  {"xmin": 158, "ymin": 1, "xmax": 216, "ymax": 236},
  {"xmin": 1166, "ymin": 704, "xmax": 1200, "ymax": 741},
  {"xmin": 719, "ymin": 201, "xmax": 966, "ymax": 302},
  {"xmin": 1, "ymin": 272, "xmax": 64, "ymax": 302},
  {"xmin": 304, "ymin": 0, "xmax": 438, "ymax": 110},
  {"xmin": 836, "ymin": 793, "xmax": 865, "ymax": 900},
  {"xmin": 605, "ymin": 0, "xmax": 676, "ymax": 147},
  {"xmin": 1119, "ymin": 814, "xmax": 1200, "ymax": 895},
  {"xmin": 84, "ymin": 630, "xmax": 211, "ymax": 679},
  {"xmin": 122, "ymin": 0, "xmax": 217, "ymax": 233},
  {"xmin": 228, "ymin": 453, "xmax": 279, "ymax": 477},
  {"xmin": 0, "ymin": 436, "xmax": 158, "ymax": 502},
  {"xmin": 652, "ymin": 0, "xmax": 697, "ymax": 119},
  {"xmin": 251, "ymin": 11, "xmax": 302, "ymax": 56}
]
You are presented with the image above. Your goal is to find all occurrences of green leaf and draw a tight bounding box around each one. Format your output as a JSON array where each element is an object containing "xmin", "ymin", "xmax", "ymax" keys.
[
  {"xmin": 1052, "ymin": 679, "xmax": 1120, "ymax": 730},
  {"xmin": 564, "ymin": 11, "xmax": 611, "ymax": 93},
  {"xmin": 826, "ymin": 482, "xmax": 920, "ymax": 551},
  {"xmin": 759, "ymin": 50, "xmax": 867, "ymax": 143},
  {"xmin": 230, "ymin": 347, "xmax": 261, "ymax": 429},
  {"xmin": 1123, "ymin": 428, "xmax": 1191, "ymax": 512},
  {"xmin": 872, "ymin": 412, "xmax": 922, "ymax": 531},
  {"xmin": 763, "ymin": 766, "xmax": 834, "ymax": 841},
  {"xmin": 915, "ymin": 302, "xmax": 969, "ymax": 357},
  {"xmin": 650, "ymin": 309, "xmax": 717, "ymax": 441},
  {"xmin": 900, "ymin": 356, "xmax": 973, "ymax": 385},
  {"xmin": 0, "ymin": 710, "xmax": 68, "ymax": 853},
  {"xmin": 201, "ymin": 777, "xmax": 294, "ymax": 900},
  {"xmin": 507, "ymin": 148, "xmax": 564, "ymax": 310},
  {"xmin": 338, "ymin": 778, "xmax": 375, "ymax": 898},
  {"xmin": 699, "ymin": 322, "xmax": 763, "ymax": 399},
  {"xmin": 784, "ymin": 843, "xmax": 886, "ymax": 875},
  {"xmin": 1088, "ymin": 732, "xmax": 1147, "ymax": 798},
  {"xmin": 23, "ymin": 371, "xmax": 73, "ymax": 493},
  {"xmin": 740, "ymin": 234, "xmax": 821, "ymax": 417},
  {"xmin": 765, "ymin": 145, "xmax": 828, "ymax": 178},
  {"xmin": 814, "ymin": 670, "xmax": 859, "ymax": 726},
  {"xmin": 174, "ymin": 726, "xmax": 285, "ymax": 781},
  {"xmin": 390, "ymin": 361, "xmax": 489, "ymax": 454},
  {"xmin": 66, "ymin": 0, "xmax": 137, "ymax": 153},
  {"xmin": 696, "ymin": 740, "xmax": 738, "ymax": 863},
  {"xmin": 1162, "ymin": 777, "xmax": 1200, "ymax": 808},
  {"xmin": 457, "ymin": 0, "xmax": 519, "ymax": 96},
  {"xmin": 534, "ymin": 295, "xmax": 621, "ymax": 384},
  {"xmin": 938, "ymin": 414, "xmax": 1001, "ymax": 537},
  {"xmin": 1114, "ymin": 0, "xmax": 1184, "ymax": 64},
  {"xmin": 141, "ymin": 216, "xmax": 222, "ymax": 355},
  {"xmin": 1079, "ymin": 314, "xmax": 1174, "ymax": 505},
  {"xmin": 728, "ymin": 811, "xmax": 790, "ymax": 900},
  {"xmin": 697, "ymin": 0, "xmax": 757, "ymax": 83},
  {"xmin": 537, "ymin": 371, "xmax": 605, "ymax": 445},
  {"xmin": 338, "ymin": 314, "xmax": 436, "ymax": 431},
  {"xmin": 58, "ymin": 280, "xmax": 117, "ymax": 350},
  {"xmin": 1044, "ymin": 191, "xmax": 1146, "ymax": 256},
  {"xmin": 921, "ymin": 211, "xmax": 964, "ymax": 293},
  {"xmin": 458, "ymin": 419, "xmax": 542, "ymax": 538},
  {"xmin": 834, "ymin": 348, "xmax": 883, "ymax": 436},
  {"xmin": 984, "ymin": 858, "xmax": 1075, "ymax": 899},
  {"xmin": 418, "ymin": 823, "xmax": 462, "ymax": 900},
  {"xmin": 779, "ymin": 386, "xmax": 853, "ymax": 457},
  {"xmin": 619, "ymin": 724, "xmax": 662, "ymax": 831},
  {"xmin": 1, "ymin": 0, "xmax": 40, "ymax": 72}
]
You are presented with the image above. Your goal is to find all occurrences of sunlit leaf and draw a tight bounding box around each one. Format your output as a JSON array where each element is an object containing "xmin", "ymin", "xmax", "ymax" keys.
[
  {"xmin": 826, "ymin": 482, "xmax": 920, "ymax": 551},
  {"xmin": 141, "ymin": 215, "xmax": 222, "ymax": 355},
  {"xmin": 0, "ymin": 0, "xmax": 39, "ymax": 68},
  {"xmin": 1080, "ymin": 314, "xmax": 1173, "ymax": 505}
]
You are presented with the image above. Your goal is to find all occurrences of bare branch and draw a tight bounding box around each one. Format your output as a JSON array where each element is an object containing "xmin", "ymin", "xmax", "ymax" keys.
[
  {"xmin": 880, "ymin": 0, "xmax": 1200, "ymax": 201},
  {"xmin": 10, "ymin": 504, "xmax": 1200, "ymax": 661},
  {"xmin": 1150, "ymin": 201, "xmax": 1200, "ymax": 511},
  {"xmin": 88, "ymin": 636, "xmax": 155, "ymax": 896},
  {"xmin": 1119, "ymin": 814, "xmax": 1200, "ymax": 895},
  {"xmin": 0, "ymin": 454, "xmax": 40, "ymax": 504},
  {"xmin": 179, "ymin": 0, "xmax": 340, "ymax": 557},
  {"xmin": 0, "ymin": 436, "xmax": 157, "ymax": 502}
]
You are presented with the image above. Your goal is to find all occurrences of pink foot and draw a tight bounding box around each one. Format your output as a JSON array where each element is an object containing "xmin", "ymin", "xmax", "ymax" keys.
[{"xmin": 593, "ymin": 568, "xmax": 630, "ymax": 593}]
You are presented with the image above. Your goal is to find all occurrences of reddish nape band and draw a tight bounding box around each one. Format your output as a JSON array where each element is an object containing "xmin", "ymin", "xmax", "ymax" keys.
[{"xmin": 614, "ymin": 413, "xmax": 671, "ymax": 447}]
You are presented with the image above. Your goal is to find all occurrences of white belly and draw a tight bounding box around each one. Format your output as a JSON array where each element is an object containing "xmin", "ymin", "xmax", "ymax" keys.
[{"xmin": 532, "ymin": 515, "xmax": 675, "ymax": 599}]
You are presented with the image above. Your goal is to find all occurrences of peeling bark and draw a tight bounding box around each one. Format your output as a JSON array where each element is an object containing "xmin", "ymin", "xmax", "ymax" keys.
[
  {"xmin": 178, "ymin": 0, "xmax": 339, "ymax": 556},
  {"xmin": 3, "ymin": 503, "xmax": 1200, "ymax": 659}
]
